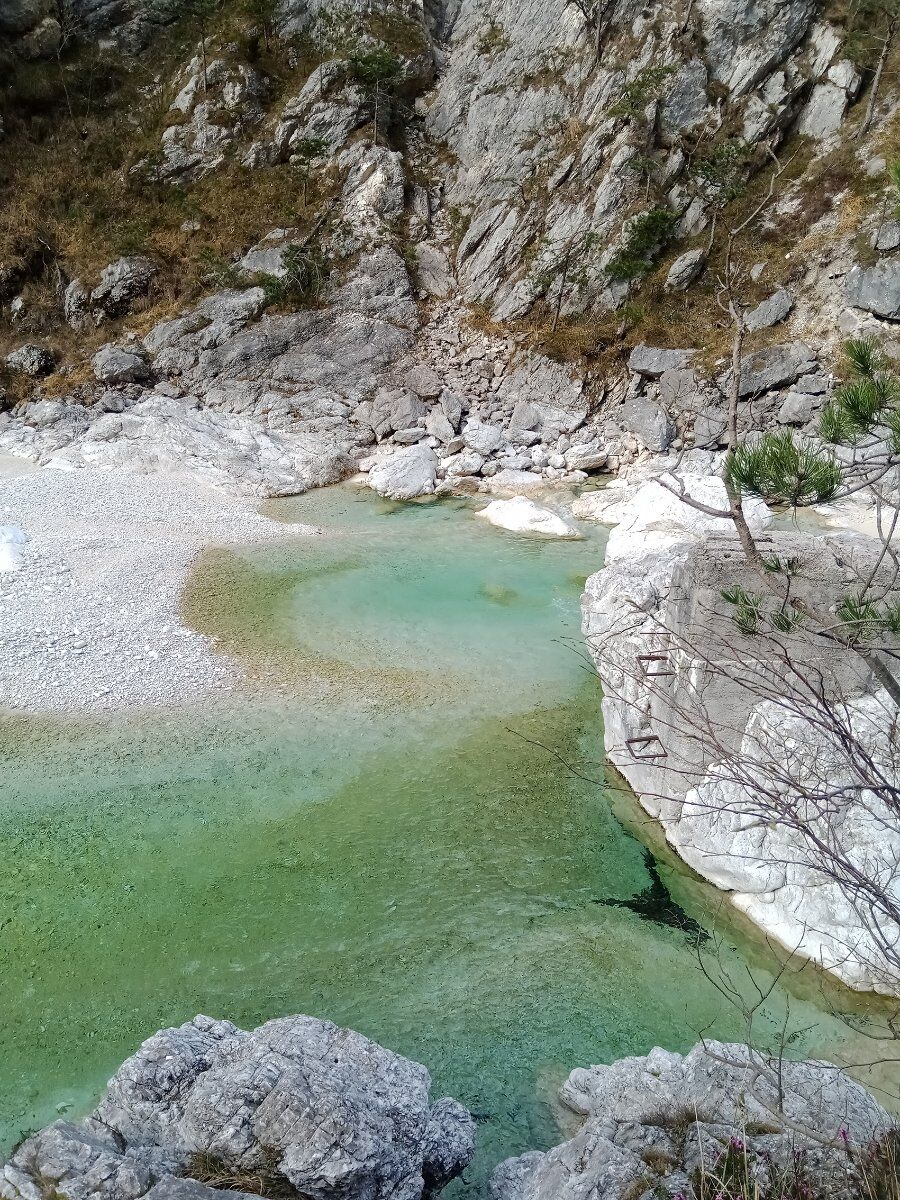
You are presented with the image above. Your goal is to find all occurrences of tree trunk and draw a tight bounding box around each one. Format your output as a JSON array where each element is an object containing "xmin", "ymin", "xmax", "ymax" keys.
[{"xmin": 862, "ymin": 18, "xmax": 895, "ymax": 135}]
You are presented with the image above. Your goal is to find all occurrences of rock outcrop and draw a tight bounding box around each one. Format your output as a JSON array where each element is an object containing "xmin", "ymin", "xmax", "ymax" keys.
[
  {"xmin": 490, "ymin": 1041, "xmax": 894, "ymax": 1200},
  {"xmin": 580, "ymin": 464, "xmax": 900, "ymax": 994},
  {"xmin": 0, "ymin": 1014, "xmax": 476, "ymax": 1200}
]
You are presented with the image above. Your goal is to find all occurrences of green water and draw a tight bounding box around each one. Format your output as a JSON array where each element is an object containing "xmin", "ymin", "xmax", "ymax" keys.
[{"xmin": 0, "ymin": 486, "xmax": 888, "ymax": 1195}]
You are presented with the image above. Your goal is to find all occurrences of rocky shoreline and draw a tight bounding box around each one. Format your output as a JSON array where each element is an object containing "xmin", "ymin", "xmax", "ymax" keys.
[{"xmin": 2, "ymin": 1016, "xmax": 893, "ymax": 1200}]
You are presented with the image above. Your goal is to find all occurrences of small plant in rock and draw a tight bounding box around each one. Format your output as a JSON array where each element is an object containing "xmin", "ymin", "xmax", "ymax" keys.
[
  {"xmin": 605, "ymin": 207, "xmax": 678, "ymax": 282},
  {"xmin": 291, "ymin": 135, "xmax": 328, "ymax": 207},
  {"xmin": 691, "ymin": 140, "xmax": 752, "ymax": 206},
  {"xmin": 607, "ymin": 64, "xmax": 675, "ymax": 120},
  {"xmin": 260, "ymin": 242, "xmax": 329, "ymax": 308},
  {"xmin": 347, "ymin": 48, "xmax": 405, "ymax": 145},
  {"xmin": 819, "ymin": 336, "xmax": 900, "ymax": 448},
  {"xmin": 724, "ymin": 430, "xmax": 843, "ymax": 507},
  {"xmin": 476, "ymin": 19, "xmax": 510, "ymax": 55}
]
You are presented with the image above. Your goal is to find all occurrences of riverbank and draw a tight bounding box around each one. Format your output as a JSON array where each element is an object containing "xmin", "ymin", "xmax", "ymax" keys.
[{"xmin": 0, "ymin": 459, "xmax": 318, "ymax": 713}]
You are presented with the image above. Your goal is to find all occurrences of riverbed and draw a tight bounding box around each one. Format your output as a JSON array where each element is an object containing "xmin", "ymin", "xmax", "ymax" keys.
[{"xmin": 0, "ymin": 484, "xmax": 890, "ymax": 1195}]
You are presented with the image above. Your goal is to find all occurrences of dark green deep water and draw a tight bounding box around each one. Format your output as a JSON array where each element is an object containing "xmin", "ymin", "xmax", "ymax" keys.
[{"xmin": 0, "ymin": 486, "xmax": 886, "ymax": 1195}]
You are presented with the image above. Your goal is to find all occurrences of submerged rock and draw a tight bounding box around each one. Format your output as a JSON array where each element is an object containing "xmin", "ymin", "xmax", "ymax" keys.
[{"xmin": 1, "ymin": 1014, "xmax": 476, "ymax": 1200}]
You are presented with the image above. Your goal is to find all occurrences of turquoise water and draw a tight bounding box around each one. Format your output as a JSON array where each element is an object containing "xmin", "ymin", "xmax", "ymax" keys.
[{"xmin": 0, "ymin": 486, "xmax": 888, "ymax": 1195}]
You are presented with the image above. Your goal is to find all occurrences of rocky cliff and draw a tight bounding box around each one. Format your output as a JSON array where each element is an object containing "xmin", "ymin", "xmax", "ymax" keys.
[{"xmin": 1, "ymin": 0, "xmax": 898, "ymax": 496}]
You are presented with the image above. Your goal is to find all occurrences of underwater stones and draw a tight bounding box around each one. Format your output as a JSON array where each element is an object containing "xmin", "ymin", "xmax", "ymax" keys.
[{"xmin": 3, "ymin": 1015, "xmax": 475, "ymax": 1200}]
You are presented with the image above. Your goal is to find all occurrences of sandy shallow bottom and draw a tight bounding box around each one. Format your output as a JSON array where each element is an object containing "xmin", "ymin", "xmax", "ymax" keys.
[{"xmin": 0, "ymin": 464, "xmax": 318, "ymax": 712}]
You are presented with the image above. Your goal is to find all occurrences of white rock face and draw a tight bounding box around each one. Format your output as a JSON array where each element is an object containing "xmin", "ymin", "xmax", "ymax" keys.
[
  {"xmin": 0, "ymin": 396, "xmax": 352, "ymax": 499},
  {"xmin": 368, "ymin": 444, "xmax": 438, "ymax": 500},
  {"xmin": 581, "ymin": 472, "xmax": 900, "ymax": 995},
  {"xmin": 476, "ymin": 496, "xmax": 582, "ymax": 538},
  {"xmin": 0, "ymin": 526, "xmax": 28, "ymax": 571}
]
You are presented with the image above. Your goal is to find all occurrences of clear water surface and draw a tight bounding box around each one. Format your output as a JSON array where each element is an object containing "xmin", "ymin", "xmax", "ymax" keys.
[{"xmin": 0, "ymin": 485, "xmax": 890, "ymax": 1196}]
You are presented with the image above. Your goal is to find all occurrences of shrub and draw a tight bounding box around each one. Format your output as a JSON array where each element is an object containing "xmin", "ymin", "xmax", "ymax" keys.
[{"xmin": 605, "ymin": 207, "xmax": 678, "ymax": 282}]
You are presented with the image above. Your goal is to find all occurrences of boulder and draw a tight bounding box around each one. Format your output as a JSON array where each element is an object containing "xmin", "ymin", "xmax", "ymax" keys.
[
  {"xmin": 620, "ymin": 396, "xmax": 674, "ymax": 452},
  {"xmin": 462, "ymin": 419, "xmax": 503, "ymax": 456},
  {"xmin": 92, "ymin": 343, "xmax": 151, "ymax": 384},
  {"xmin": 368, "ymin": 444, "xmax": 438, "ymax": 499},
  {"xmin": 405, "ymin": 364, "xmax": 443, "ymax": 399},
  {"xmin": 425, "ymin": 407, "xmax": 455, "ymax": 442},
  {"xmin": 664, "ymin": 247, "xmax": 706, "ymax": 292},
  {"xmin": 443, "ymin": 449, "xmax": 485, "ymax": 476},
  {"xmin": 627, "ymin": 345, "xmax": 695, "ymax": 377},
  {"xmin": 491, "ymin": 1041, "xmax": 892, "ymax": 1200},
  {"xmin": 3, "ymin": 1015, "xmax": 475, "ymax": 1200},
  {"xmin": 847, "ymin": 259, "xmax": 900, "ymax": 318},
  {"xmin": 737, "ymin": 341, "xmax": 817, "ymax": 396},
  {"xmin": 476, "ymin": 496, "xmax": 581, "ymax": 538},
  {"xmin": 692, "ymin": 405, "xmax": 727, "ymax": 448},
  {"xmin": 872, "ymin": 221, "xmax": 900, "ymax": 253},
  {"xmin": 778, "ymin": 392, "xmax": 814, "ymax": 424},
  {"xmin": 4, "ymin": 343, "xmax": 54, "ymax": 376},
  {"xmin": 563, "ymin": 441, "xmax": 607, "ymax": 471},
  {"xmin": 745, "ymin": 287, "xmax": 793, "ymax": 331},
  {"xmin": 90, "ymin": 256, "xmax": 158, "ymax": 317},
  {"xmin": 368, "ymin": 389, "xmax": 427, "ymax": 440}
]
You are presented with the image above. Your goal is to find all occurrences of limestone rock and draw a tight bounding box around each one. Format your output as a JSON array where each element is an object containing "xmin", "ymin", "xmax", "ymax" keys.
[
  {"xmin": 368, "ymin": 444, "xmax": 438, "ymax": 499},
  {"xmin": 491, "ymin": 1041, "xmax": 892, "ymax": 1200},
  {"xmin": 627, "ymin": 345, "xmax": 695, "ymax": 377},
  {"xmin": 847, "ymin": 259, "xmax": 900, "ymax": 318},
  {"xmin": 778, "ymin": 391, "xmax": 814, "ymax": 424},
  {"xmin": 563, "ymin": 441, "xmax": 606, "ymax": 471},
  {"xmin": 3, "ymin": 1015, "xmax": 475, "ymax": 1200},
  {"xmin": 476, "ymin": 496, "xmax": 581, "ymax": 538},
  {"xmin": 620, "ymin": 396, "xmax": 674, "ymax": 452},
  {"xmin": 745, "ymin": 287, "xmax": 793, "ymax": 331},
  {"xmin": 92, "ymin": 344, "xmax": 151, "ymax": 385},
  {"xmin": 664, "ymin": 248, "xmax": 706, "ymax": 292},
  {"xmin": 90, "ymin": 256, "xmax": 158, "ymax": 318},
  {"xmin": 463, "ymin": 419, "xmax": 503, "ymax": 456},
  {"xmin": 872, "ymin": 221, "xmax": 900, "ymax": 253},
  {"xmin": 737, "ymin": 341, "xmax": 817, "ymax": 396},
  {"xmin": 4, "ymin": 343, "xmax": 54, "ymax": 376}
]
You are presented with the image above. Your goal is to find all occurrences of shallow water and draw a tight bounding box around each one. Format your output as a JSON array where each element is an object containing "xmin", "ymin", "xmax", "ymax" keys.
[{"xmin": 0, "ymin": 486, "xmax": 890, "ymax": 1194}]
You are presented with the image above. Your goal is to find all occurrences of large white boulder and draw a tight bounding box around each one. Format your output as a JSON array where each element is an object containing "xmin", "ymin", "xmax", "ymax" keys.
[
  {"xmin": 0, "ymin": 526, "xmax": 28, "ymax": 571},
  {"xmin": 605, "ymin": 473, "xmax": 772, "ymax": 562},
  {"xmin": 476, "ymin": 496, "xmax": 582, "ymax": 538},
  {"xmin": 368, "ymin": 444, "xmax": 438, "ymax": 500}
]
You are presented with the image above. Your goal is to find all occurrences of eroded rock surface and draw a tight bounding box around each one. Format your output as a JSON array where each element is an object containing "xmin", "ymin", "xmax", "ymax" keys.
[
  {"xmin": 1, "ymin": 1015, "xmax": 476, "ymax": 1200},
  {"xmin": 490, "ymin": 1041, "xmax": 893, "ymax": 1200}
]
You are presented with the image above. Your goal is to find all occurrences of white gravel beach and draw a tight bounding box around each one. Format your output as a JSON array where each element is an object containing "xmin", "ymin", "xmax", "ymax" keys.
[{"xmin": 0, "ymin": 458, "xmax": 317, "ymax": 713}]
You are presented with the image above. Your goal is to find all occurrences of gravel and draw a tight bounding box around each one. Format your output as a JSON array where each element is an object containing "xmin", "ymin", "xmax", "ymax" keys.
[{"xmin": 0, "ymin": 462, "xmax": 317, "ymax": 713}]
